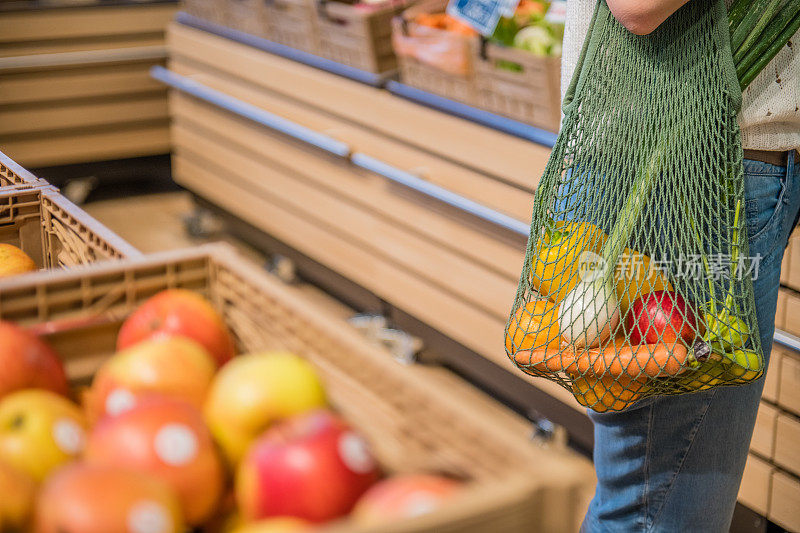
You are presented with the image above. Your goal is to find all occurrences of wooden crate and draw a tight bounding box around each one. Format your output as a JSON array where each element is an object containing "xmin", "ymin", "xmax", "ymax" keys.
[
  {"xmin": 474, "ymin": 41, "xmax": 561, "ymax": 131},
  {"xmin": 226, "ymin": 0, "xmax": 268, "ymax": 36},
  {"xmin": 0, "ymin": 187, "xmax": 140, "ymax": 271},
  {"xmin": 263, "ymin": 0, "xmax": 320, "ymax": 53},
  {"xmin": 315, "ymin": 0, "xmax": 408, "ymax": 73},
  {"xmin": 392, "ymin": 0, "xmax": 479, "ymax": 105},
  {"xmin": 0, "ymin": 244, "xmax": 594, "ymax": 533},
  {"xmin": 0, "ymin": 149, "xmax": 47, "ymax": 192},
  {"xmin": 184, "ymin": 0, "xmax": 227, "ymax": 25}
]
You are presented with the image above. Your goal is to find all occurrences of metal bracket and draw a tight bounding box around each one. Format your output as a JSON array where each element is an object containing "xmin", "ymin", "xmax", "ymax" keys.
[
  {"xmin": 265, "ymin": 254, "xmax": 298, "ymax": 284},
  {"xmin": 527, "ymin": 410, "xmax": 567, "ymax": 447},
  {"xmin": 348, "ymin": 314, "xmax": 424, "ymax": 364}
]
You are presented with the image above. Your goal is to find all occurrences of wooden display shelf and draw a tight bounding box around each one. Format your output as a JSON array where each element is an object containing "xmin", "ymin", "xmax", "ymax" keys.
[
  {"xmin": 0, "ymin": 1, "xmax": 176, "ymax": 167},
  {"xmin": 161, "ymin": 24, "xmax": 589, "ymax": 441}
]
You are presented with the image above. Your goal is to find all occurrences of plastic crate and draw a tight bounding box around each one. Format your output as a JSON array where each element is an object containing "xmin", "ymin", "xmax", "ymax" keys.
[
  {"xmin": 474, "ymin": 40, "xmax": 561, "ymax": 132},
  {"xmin": 0, "ymin": 150, "xmax": 48, "ymax": 192},
  {"xmin": 392, "ymin": 0, "xmax": 479, "ymax": 105},
  {"xmin": 0, "ymin": 243, "xmax": 593, "ymax": 533},
  {"xmin": 183, "ymin": 0, "xmax": 227, "ymax": 25},
  {"xmin": 315, "ymin": 0, "xmax": 408, "ymax": 74},
  {"xmin": 263, "ymin": 0, "xmax": 320, "ymax": 53},
  {"xmin": 0, "ymin": 187, "xmax": 140, "ymax": 272}
]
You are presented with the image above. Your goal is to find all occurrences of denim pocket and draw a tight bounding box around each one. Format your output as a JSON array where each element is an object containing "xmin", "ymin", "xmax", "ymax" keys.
[{"xmin": 744, "ymin": 159, "xmax": 787, "ymax": 243}]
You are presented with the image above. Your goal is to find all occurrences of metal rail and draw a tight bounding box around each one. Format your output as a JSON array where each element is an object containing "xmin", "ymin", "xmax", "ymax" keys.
[
  {"xmin": 350, "ymin": 153, "xmax": 531, "ymax": 236},
  {"xmin": 151, "ymin": 66, "xmax": 532, "ymax": 237},
  {"xmin": 773, "ymin": 328, "xmax": 800, "ymax": 353},
  {"xmin": 151, "ymin": 66, "xmax": 351, "ymax": 158}
]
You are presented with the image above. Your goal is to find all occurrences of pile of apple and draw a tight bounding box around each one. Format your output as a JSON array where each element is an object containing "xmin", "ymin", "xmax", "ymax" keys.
[{"xmin": 0, "ymin": 290, "xmax": 462, "ymax": 533}]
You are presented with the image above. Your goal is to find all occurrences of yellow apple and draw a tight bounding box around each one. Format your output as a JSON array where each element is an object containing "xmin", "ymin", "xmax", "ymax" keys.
[
  {"xmin": 204, "ymin": 351, "xmax": 326, "ymax": 464},
  {"xmin": 0, "ymin": 389, "xmax": 88, "ymax": 482},
  {"xmin": 85, "ymin": 337, "xmax": 217, "ymax": 423},
  {"xmin": 0, "ymin": 457, "xmax": 37, "ymax": 531}
]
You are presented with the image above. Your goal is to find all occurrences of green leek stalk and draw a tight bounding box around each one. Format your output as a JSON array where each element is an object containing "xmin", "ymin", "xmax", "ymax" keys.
[
  {"xmin": 735, "ymin": 1, "xmax": 800, "ymax": 77},
  {"xmin": 557, "ymin": 134, "xmax": 668, "ymax": 349},
  {"xmin": 730, "ymin": 0, "xmax": 780, "ymax": 53},
  {"xmin": 732, "ymin": 0, "xmax": 785, "ymax": 55},
  {"xmin": 738, "ymin": 8, "xmax": 800, "ymax": 89},
  {"xmin": 727, "ymin": 0, "xmax": 750, "ymax": 34}
]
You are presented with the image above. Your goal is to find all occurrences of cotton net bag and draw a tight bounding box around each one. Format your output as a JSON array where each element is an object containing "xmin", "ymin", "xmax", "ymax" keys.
[{"xmin": 505, "ymin": 0, "xmax": 764, "ymax": 412}]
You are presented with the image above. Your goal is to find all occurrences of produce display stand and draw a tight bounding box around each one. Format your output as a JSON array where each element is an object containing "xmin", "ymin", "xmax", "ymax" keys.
[
  {"xmin": 386, "ymin": 80, "xmax": 558, "ymax": 147},
  {"xmin": 0, "ymin": 243, "xmax": 595, "ymax": 532},
  {"xmin": 156, "ymin": 23, "xmax": 600, "ymax": 450},
  {"xmin": 263, "ymin": 0, "xmax": 320, "ymax": 54},
  {"xmin": 474, "ymin": 40, "xmax": 562, "ymax": 133},
  {"xmin": 172, "ymin": 13, "xmax": 558, "ymax": 145},
  {"xmin": 176, "ymin": 12, "xmax": 391, "ymax": 87},
  {"xmin": 0, "ymin": 185, "xmax": 141, "ymax": 271},
  {"xmin": 315, "ymin": 0, "xmax": 408, "ymax": 74},
  {"xmin": 0, "ymin": 0, "xmax": 176, "ymax": 168},
  {"xmin": 0, "ymin": 149, "xmax": 48, "ymax": 191}
]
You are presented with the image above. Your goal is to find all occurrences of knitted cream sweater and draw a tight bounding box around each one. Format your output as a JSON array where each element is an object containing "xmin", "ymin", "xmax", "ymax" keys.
[{"xmin": 561, "ymin": 0, "xmax": 800, "ymax": 151}]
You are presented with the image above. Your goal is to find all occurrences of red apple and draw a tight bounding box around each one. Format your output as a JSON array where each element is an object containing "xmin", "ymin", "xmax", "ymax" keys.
[
  {"xmin": 0, "ymin": 321, "xmax": 68, "ymax": 399},
  {"xmin": 35, "ymin": 463, "xmax": 184, "ymax": 533},
  {"xmin": 236, "ymin": 410, "xmax": 380, "ymax": 523},
  {"xmin": 85, "ymin": 337, "xmax": 216, "ymax": 423},
  {"xmin": 626, "ymin": 290, "xmax": 700, "ymax": 345},
  {"xmin": 84, "ymin": 396, "xmax": 225, "ymax": 525},
  {"xmin": 118, "ymin": 290, "xmax": 235, "ymax": 367},
  {"xmin": 351, "ymin": 474, "xmax": 462, "ymax": 525}
]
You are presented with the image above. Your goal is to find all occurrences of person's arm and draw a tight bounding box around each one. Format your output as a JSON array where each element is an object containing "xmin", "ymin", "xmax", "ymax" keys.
[{"xmin": 606, "ymin": 0, "xmax": 691, "ymax": 35}]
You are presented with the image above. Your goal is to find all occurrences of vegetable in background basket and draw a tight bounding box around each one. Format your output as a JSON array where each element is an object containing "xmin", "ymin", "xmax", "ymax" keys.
[{"xmin": 489, "ymin": 0, "xmax": 563, "ymax": 56}]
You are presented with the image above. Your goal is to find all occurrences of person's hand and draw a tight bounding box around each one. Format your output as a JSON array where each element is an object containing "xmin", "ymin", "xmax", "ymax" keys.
[{"xmin": 606, "ymin": 0, "xmax": 691, "ymax": 35}]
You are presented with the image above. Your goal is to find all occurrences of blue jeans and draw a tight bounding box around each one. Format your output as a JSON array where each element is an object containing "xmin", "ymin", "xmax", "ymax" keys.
[{"xmin": 581, "ymin": 154, "xmax": 800, "ymax": 532}]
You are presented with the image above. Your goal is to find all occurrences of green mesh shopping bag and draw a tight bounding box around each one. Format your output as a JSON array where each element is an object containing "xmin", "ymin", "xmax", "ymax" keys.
[{"xmin": 505, "ymin": 0, "xmax": 764, "ymax": 412}]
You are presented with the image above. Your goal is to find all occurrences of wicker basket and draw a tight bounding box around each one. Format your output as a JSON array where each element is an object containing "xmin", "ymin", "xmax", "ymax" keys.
[
  {"xmin": 315, "ymin": 0, "xmax": 408, "ymax": 73},
  {"xmin": 0, "ymin": 187, "xmax": 140, "ymax": 271},
  {"xmin": 183, "ymin": 0, "xmax": 227, "ymax": 25},
  {"xmin": 263, "ymin": 0, "xmax": 320, "ymax": 53},
  {"xmin": 226, "ymin": 0, "xmax": 269, "ymax": 36},
  {"xmin": 0, "ymin": 150, "xmax": 47, "ymax": 192},
  {"xmin": 392, "ymin": 0, "xmax": 479, "ymax": 105},
  {"xmin": 0, "ymin": 243, "xmax": 593, "ymax": 532},
  {"xmin": 474, "ymin": 40, "xmax": 561, "ymax": 131}
]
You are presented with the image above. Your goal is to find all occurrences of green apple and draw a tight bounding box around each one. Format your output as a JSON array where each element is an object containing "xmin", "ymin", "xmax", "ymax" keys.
[
  {"xmin": 204, "ymin": 351, "xmax": 326, "ymax": 464},
  {"xmin": 0, "ymin": 389, "xmax": 88, "ymax": 482}
]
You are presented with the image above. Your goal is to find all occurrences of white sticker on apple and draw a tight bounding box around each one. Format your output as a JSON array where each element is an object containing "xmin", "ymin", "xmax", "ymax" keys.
[
  {"xmin": 106, "ymin": 388, "xmax": 137, "ymax": 416},
  {"xmin": 127, "ymin": 500, "xmax": 172, "ymax": 533},
  {"xmin": 338, "ymin": 432, "xmax": 375, "ymax": 474},
  {"xmin": 52, "ymin": 418, "xmax": 85, "ymax": 456},
  {"xmin": 153, "ymin": 424, "xmax": 198, "ymax": 466},
  {"xmin": 403, "ymin": 492, "xmax": 438, "ymax": 518}
]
